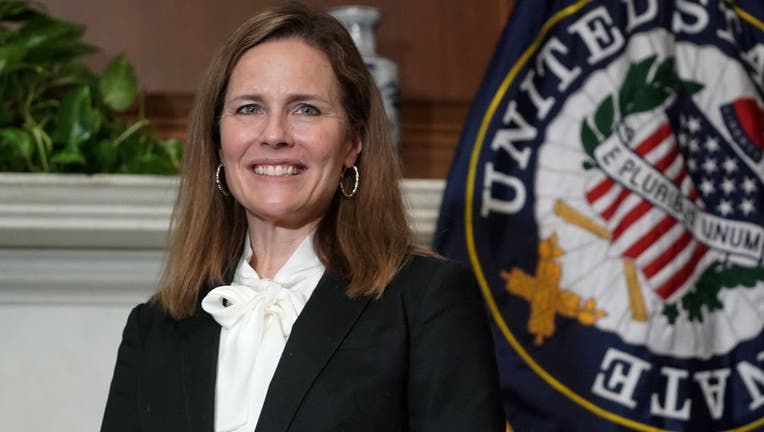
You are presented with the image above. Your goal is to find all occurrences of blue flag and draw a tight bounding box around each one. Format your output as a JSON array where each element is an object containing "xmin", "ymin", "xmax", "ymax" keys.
[{"xmin": 433, "ymin": 1, "xmax": 764, "ymax": 431}]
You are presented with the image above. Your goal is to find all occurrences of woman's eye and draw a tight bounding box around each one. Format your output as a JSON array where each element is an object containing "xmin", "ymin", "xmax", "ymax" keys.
[
  {"xmin": 236, "ymin": 104, "xmax": 261, "ymax": 114},
  {"xmin": 295, "ymin": 104, "xmax": 320, "ymax": 116}
]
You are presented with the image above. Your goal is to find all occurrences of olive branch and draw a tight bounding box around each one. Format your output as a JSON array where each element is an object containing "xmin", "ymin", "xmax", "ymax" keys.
[
  {"xmin": 664, "ymin": 263, "xmax": 764, "ymax": 324},
  {"xmin": 579, "ymin": 55, "xmax": 703, "ymax": 170}
]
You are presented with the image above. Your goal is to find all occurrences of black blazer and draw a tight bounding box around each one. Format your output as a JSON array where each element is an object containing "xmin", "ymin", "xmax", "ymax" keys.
[{"xmin": 101, "ymin": 255, "xmax": 505, "ymax": 432}]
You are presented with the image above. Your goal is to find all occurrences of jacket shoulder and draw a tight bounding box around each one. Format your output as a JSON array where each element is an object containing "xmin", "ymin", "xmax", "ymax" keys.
[
  {"xmin": 391, "ymin": 254, "xmax": 480, "ymax": 310},
  {"xmin": 395, "ymin": 254, "xmax": 475, "ymax": 287},
  {"xmin": 122, "ymin": 301, "xmax": 183, "ymax": 345}
]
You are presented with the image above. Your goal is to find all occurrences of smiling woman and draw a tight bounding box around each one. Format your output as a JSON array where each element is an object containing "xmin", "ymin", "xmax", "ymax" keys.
[
  {"xmin": 100, "ymin": 3, "xmax": 504, "ymax": 432},
  {"xmin": 218, "ymin": 38, "xmax": 361, "ymax": 241}
]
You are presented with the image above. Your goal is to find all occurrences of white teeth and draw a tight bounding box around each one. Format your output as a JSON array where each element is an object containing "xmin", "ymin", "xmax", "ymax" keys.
[{"xmin": 254, "ymin": 164, "xmax": 301, "ymax": 176}]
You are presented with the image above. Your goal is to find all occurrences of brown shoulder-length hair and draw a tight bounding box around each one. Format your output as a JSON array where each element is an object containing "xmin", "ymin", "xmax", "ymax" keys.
[{"xmin": 153, "ymin": 2, "xmax": 418, "ymax": 319}]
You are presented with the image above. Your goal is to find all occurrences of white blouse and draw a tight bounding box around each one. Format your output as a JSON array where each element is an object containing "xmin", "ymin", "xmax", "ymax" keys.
[{"xmin": 201, "ymin": 234, "xmax": 324, "ymax": 432}]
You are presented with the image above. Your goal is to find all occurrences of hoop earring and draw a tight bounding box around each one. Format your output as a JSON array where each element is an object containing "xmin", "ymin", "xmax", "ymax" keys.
[
  {"xmin": 339, "ymin": 165, "xmax": 359, "ymax": 199},
  {"xmin": 216, "ymin": 164, "xmax": 229, "ymax": 196}
]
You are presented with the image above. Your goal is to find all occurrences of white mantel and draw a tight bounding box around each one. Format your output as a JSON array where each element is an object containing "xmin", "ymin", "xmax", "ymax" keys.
[{"xmin": 0, "ymin": 173, "xmax": 445, "ymax": 431}]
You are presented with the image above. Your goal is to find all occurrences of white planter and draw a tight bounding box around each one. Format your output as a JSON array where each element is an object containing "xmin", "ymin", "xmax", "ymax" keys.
[
  {"xmin": 0, "ymin": 174, "xmax": 177, "ymax": 306},
  {"xmin": 0, "ymin": 173, "xmax": 444, "ymax": 432},
  {"xmin": 0, "ymin": 173, "xmax": 178, "ymax": 249}
]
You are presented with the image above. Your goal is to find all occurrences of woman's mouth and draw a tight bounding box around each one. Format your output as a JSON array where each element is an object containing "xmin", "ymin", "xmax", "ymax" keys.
[{"xmin": 253, "ymin": 164, "xmax": 303, "ymax": 176}]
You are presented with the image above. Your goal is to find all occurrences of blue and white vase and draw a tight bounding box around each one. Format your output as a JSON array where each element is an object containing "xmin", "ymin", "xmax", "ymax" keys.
[{"xmin": 329, "ymin": 6, "xmax": 400, "ymax": 146}]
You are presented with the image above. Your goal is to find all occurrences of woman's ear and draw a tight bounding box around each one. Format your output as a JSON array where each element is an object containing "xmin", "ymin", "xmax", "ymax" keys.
[{"xmin": 344, "ymin": 134, "xmax": 362, "ymax": 167}]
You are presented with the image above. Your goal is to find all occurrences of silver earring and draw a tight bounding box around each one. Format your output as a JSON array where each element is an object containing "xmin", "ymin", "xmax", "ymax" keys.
[
  {"xmin": 216, "ymin": 164, "xmax": 229, "ymax": 196},
  {"xmin": 339, "ymin": 165, "xmax": 359, "ymax": 198}
]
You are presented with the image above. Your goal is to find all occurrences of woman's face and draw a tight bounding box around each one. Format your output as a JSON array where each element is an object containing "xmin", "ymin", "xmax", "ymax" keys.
[{"xmin": 219, "ymin": 38, "xmax": 361, "ymax": 229}]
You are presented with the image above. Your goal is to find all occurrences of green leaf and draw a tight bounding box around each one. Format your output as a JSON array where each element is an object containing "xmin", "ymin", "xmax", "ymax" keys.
[
  {"xmin": 50, "ymin": 147, "xmax": 85, "ymax": 165},
  {"xmin": 52, "ymin": 85, "xmax": 95, "ymax": 148},
  {"xmin": 160, "ymin": 138, "xmax": 183, "ymax": 171},
  {"xmin": 652, "ymin": 57, "xmax": 676, "ymax": 90},
  {"xmin": 27, "ymin": 40, "xmax": 97, "ymax": 65},
  {"xmin": 704, "ymin": 262, "xmax": 764, "ymax": 289},
  {"xmin": 99, "ymin": 54, "xmax": 137, "ymax": 111},
  {"xmin": 626, "ymin": 87, "xmax": 670, "ymax": 114},
  {"xmin": 50, "ymin": 62, "xmax": 98, "ymax": 88},
  {"xmin": 0, "ymin": 42, "xmax": 27, "ymax": 72},
  {"xmin": 619, "ymin": 55, "xmax": 657, "ymax": 116},
  {"xmin": 580, "ymin": 119, "xmax": 599, "ymax": 158},
  {"xmin": 594, "ymin": 95, "xmax": 614, "ymax": 138},
  {"xmin": 662, "ymin": 303, "xmax": 679, "ymax": 325},
  {"xmin": 0, "ymin": 127, "xmax": 33, "ymax": 159},
  {"xmin": 116, "ymin": 133, "xmax": 177, "ymax": 174},
  {"xmin": 734, "ymin": 266, "xmax": 764, "ymax": 287},
  {"xmin": 17, "ymin": 15, "xmax": 96, "ymax": 64},
  {"xmin": 0, "ymin": 1, "xmax": 36, "ymax": 22},
  {"xmin": 90, "ymin": 109, "xmax": 103, "ymax": 137},
  {"xmin": 127, "ymin": 152, "xmax": 175, "ymax": 174},
  {"xmin": 0, "ymin": 77, "xmax": 11, "ymax": 125},
  {"xmin": 116, "ymin": 132, "xmax": 147, "ymax": 170},
  {"xmin": 19, "ymin": 15, "xmax": 86, "ymax": 44},
  {"xmin": 0, "ymin": 127, "xmax": 34, "ymax": 170},
  {"xmin": 625, "ymin": 55, "xmax": 656, "ymax": 86},
  {"xmin": 680, "ymin": 80, "xmax": 704, "ymax": 95},
  {"xmin": 93, "ymin": 139, "xmax": 119, "ymax": 172}
]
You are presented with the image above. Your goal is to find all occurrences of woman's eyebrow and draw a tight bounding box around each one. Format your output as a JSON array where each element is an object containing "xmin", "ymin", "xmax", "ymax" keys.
[{"xmin": 225, "ymin": 94, "xmax": 263, "ymax": 104}]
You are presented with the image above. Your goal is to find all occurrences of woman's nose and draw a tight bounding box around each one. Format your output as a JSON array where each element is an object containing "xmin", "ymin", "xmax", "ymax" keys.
[{"xmin": 260, "ymin": 113, "xmax": 293, "ymax": 148}]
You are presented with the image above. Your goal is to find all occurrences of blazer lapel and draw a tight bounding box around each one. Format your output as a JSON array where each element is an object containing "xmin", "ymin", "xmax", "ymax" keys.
[
  {"xmin": 255, "ymin": 273, "xmax": 371, "ymax": 432},
  {"xmin": 177, "ymin": 307, "xmax": 221, "ymax": 432}
]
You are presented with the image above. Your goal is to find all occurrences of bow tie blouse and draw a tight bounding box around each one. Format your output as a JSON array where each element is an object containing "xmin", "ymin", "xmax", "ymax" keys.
[{"xmin": 201, "ymin": 234, "xmax": 324, "ymax": 432}]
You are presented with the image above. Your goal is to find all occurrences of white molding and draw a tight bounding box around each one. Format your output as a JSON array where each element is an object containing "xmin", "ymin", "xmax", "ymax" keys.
[
  {"xmin": 0, "ymin": 174, "xmax": 445, "ymax": 303},
  {"xmin": 0, "ymin": 173, "xmax": 178, "ymax": 248},
  {"xmin": 0, "ymin": 248, "xmax": 161, "ymax": 304},
  {"xmin": 402, "ymin": 178, "xmax": 445, "ymax": 246}
]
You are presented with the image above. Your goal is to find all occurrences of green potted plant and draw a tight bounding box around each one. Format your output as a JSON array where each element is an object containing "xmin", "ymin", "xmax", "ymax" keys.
[{"xmin": 0, "ymin": 1, "xmax": 181, "ymax": 174}]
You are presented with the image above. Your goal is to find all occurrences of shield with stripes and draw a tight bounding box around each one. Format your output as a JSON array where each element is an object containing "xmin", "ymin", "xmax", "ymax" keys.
[{"xmin": 583, "ymin": 118, "xmax": 710, "ymax": 303}]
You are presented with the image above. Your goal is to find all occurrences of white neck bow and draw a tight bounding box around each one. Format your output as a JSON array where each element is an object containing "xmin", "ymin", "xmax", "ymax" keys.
[
  {"xmin": 202, "ymin": 273, "xmax": 308, "ymax": 337},
  {"xmin": 200, "ymin": 235, "xmax": 323, "ymax": 432}
]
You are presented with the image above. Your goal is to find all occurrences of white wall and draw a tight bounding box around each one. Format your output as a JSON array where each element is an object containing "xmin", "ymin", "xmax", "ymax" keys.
[{"xmin": 1, "ymin": 303, "xmax": 136, "ymax": 431}]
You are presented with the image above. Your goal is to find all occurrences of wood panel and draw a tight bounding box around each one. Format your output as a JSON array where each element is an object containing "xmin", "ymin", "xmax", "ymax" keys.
[{"xmin": 37, "ymin": 0, "xmax": 516, "ymax": 178}]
